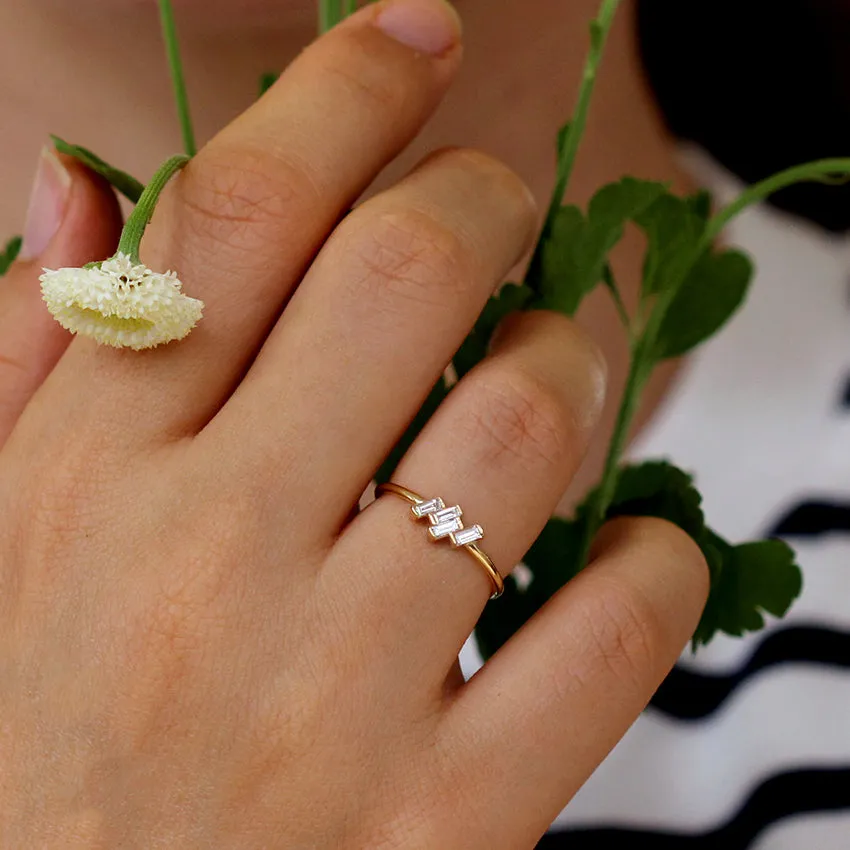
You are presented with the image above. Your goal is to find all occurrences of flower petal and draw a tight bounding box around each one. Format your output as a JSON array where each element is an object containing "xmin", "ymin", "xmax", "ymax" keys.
[{"xmin": 40, "ymin": 253, "xmax": 204, "ymax": 350}]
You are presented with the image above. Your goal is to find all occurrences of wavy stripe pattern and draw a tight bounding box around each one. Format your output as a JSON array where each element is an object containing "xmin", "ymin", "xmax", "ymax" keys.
[
  {"xmin": 768, "ymin": 501, "xmax": 850, "ymax": 538},
  {"xmin": 539, "ymin": 768, "xmax": 850, "ymax": 849},
  {"xmin": 650, "ymin": 625, "xmax": 850, "ymax": 720}
]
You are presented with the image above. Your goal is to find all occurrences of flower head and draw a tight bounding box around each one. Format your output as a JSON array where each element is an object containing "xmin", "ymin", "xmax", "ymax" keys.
[{"xmin": 40, "ymin": 253, "xmax": 204, "ymax": 350}]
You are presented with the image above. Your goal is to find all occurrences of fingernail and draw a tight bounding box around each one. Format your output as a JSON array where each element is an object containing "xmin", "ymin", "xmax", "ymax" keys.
[
  {"xmin": 375, "ymin": 0, "xmax": 461, "ymax": 56},
  {"xmin": 20, "ymin": 146, "xmax": 72, "ymax": 260}
]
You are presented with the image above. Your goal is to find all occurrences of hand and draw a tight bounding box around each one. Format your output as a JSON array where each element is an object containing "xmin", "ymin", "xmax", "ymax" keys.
[{"xmin": 0, "ymin": 1, "xmax": 708, "ymax": 846}]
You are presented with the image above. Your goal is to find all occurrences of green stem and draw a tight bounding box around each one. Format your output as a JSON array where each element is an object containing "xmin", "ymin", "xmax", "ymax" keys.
[
  {"xmin": 343, "ymin": 0, "xmax": 358, "ymax": 16},
  {"xmin": 525, "ymin": 0, "xmax": 623, "ymax": 290},
  {"xmin": 575, "ymin": 281, "xmax": 675, "ymax": 567},
  {"xmin": 117, "ymin": 155, "xmax": 191, "ymax": 262},
  {"xmin": 574, "ymin": 161, "xmax": 850, "ymax": 570},
  {"xmin": 576, "ymin": 336, "xmax": 648, "ymax": 567},
  {"xmin": 318, "ymin": 0, "xmax": 342, "ymax": 33},
  {"xmin": 705, "ymin": 158, "xmax": 850, "ymax": 247},
  {"xmin": 158, "ymin": 0, "xmax": 196, "ymax": 157}
]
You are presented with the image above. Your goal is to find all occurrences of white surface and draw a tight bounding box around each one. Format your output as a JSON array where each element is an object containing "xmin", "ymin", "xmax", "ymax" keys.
[
  {"xmin": 751, "ymin": 811, "xmax": 850, "ymax": 850},
  {"xmin": 554, "ymin": 668, "xmax": 850, "ymax": 832}
]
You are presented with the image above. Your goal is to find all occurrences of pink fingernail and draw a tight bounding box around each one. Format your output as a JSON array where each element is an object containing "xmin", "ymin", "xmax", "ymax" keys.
[
  {"xmin": 375, "ymin": 0, "xmax": 461, "ymax": 56},
  {"xmin": 20, "ymin": 147, "xmax": 71, "ymax": 260}
]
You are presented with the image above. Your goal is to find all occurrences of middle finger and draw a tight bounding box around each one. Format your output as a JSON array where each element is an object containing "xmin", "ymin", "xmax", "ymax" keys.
[{"xmin": 205, "ymin": 147, "xmax": 537, "ymax": 528}]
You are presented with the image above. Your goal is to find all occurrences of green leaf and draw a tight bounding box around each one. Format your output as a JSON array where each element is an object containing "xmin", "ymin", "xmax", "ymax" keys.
[
  {"xmin": 593, "ymin": 459, "xmax": 803, "ymax": 649},
  {"xmin": 50, "ymin": 135, "xmax": 144, "ymax": 203},
  {"xmin": 523, "ymin": 515, "xmax": 587, "ymax": 596},
  {"xmin": 692, "ymin": 536, "xmax": 802, "ymax": 648},
  {"xmin": 599, "ymin": 460, "xmax": 706, "ymax": 540},
  {"xmin": 539, "ymin": 205, "xmax": 588, "ymax": 315},
  {"xmin": 655, "ymin": 248, "xmax": 753, "ymax": 360},
  {"xmin": 475, "ymin": 460, "xmax": 802, "ymax": 659},
  {"xmin": 258, "ymin": 72, "xmax": 280, "ymax": 98},
  {"xmin": 375, "ymin": 377, "xmax": 450, "ymax": 485},
  {"xmin": 635, "ymin": 194, "xmax": 706, "ymax": 295},
  {"xmin": 588, "ymin": 177, "xmax": 668, "ymax": 225},
  {"xmin": 0, "ymin": 235, "xmax": 22, "ymax": 277},
  {"xmin": 454, "ymin": 283, "xmax": 533, "ymax": 380},
  {"xmin": 477, "ymin": 462, "xmax": 705, "ymax": 663},
  {"xmin": 474, "ymin": 574, "xmax": 535, "ymax": 661},
  {"xmin": 686, "ymin": 188, "xmax": 713, "ymax": 222},
  {"xmin": 539, "ymin": 178, "xmax": 667, "ymax": 316},
  {"xmin": 735, "ymin": 542, "xmax": 803, "ymax": 618}
]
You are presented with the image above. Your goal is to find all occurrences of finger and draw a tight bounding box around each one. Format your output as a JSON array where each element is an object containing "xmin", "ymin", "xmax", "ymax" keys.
[
  {"xmin": 0, "ymin": 147, "xmax": 122, "ymax": 447},
  {"xmin": 207, "ymin": 148, "xmax": 538, "ymax": 528},
  {"xmin": 44, "ymin": 0, "xmax": 464, "ymax": 443},
  {"xmin": 437, "ymin": 517, "xmax": 709, "ymax": 850},
  {"xmin": 325, "ymin": 310, "xmax": 607, "ymax": 679}
]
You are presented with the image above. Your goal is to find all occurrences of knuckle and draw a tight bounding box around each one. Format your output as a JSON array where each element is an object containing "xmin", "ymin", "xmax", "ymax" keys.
[
  {"xmin": 179, "ymin": 146, "xmax": 318, "ymax": 251},
  {"xmin": 465, "ymin": 367, "xmax": 572, "ymax": 473},
  {"xmin": 343, "ymin": 208, "xmax": 473, "ymax": 313},
  {"xmin": 584, "ymin": 575, "xmax": 663, "ymax": 691}
]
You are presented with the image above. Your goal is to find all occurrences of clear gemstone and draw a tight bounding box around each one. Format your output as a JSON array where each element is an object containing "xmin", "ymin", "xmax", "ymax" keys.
[
  {"xmin": 412, "ymin": 497, "xmax": 444, "ymax": 518},
  {"xmin": 429, "ymin": 517, "xmax": 464, "ymax": 539},
  {"xmin": 451, "ymin": 525, "xmax": 484, "ymax": 547},
  {"xmin": 430, "ymin": 506, "xmax": 462, "ymax": 526}
]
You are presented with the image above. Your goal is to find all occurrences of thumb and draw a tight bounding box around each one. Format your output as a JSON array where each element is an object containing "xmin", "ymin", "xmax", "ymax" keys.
[{"xmin": 0, "ymin": 146, "xmax": 123, "ymax": 446}]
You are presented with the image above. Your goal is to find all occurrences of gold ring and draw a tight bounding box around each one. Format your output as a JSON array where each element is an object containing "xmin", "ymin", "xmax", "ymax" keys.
[{"xmin": 375, "ymin": 482, "xmax": 504, "ymax": 600}]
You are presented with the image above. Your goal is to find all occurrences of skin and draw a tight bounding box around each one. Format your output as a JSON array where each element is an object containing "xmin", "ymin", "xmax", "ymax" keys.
[
  {"xmin": 0, "ymin": 1, "xmax": 708, "ymax": 845},
  {"xmin": 0, "ymin": 0, "xmax": 687, "ymax": 508}
]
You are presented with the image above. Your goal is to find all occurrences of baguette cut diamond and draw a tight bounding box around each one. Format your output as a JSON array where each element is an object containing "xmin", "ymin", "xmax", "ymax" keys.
[
  {"xmin": 412, "ymin": 497, "xmax": 445, "ymax": 518},
  {"xmin": 451, "ymin": 525, "xmax": 484, "ymax": 547},
  {"xmin": 429, "ymin": 517, "xmax": 464, "ymax": 539},
  {"xmin": 409, "ymin": 491, "xmax": 485, "ymax": 549},
  {"xmin": 376, "ymin": 482, "xmax": 503, "ymax": 599},
  {"xmin": 430, "ymin": 506, "xmax": 462, "ymax": 526}
]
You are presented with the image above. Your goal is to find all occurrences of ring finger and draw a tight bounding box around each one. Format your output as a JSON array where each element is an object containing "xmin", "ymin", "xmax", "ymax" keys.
[{"xmin": 325, "ymin": 309, "xmax": 608, "ymax": 677}]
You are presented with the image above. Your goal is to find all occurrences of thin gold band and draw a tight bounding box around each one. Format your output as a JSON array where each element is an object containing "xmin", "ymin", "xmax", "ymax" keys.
[{"xmin": 375, "ymin": 482, "xmax": 504, "ymax": 600}]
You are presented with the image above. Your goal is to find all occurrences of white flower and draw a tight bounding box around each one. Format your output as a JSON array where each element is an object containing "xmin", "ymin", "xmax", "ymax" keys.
[{"xmin": 40, "ymin": 253, "xmax": 204, "ymax": 351}]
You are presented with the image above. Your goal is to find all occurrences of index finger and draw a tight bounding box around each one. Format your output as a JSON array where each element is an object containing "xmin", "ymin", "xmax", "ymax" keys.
[
  {"xmin": 435, "ymin": 516, "xmax": 709, "ymax": 849},
  {"xmin": 41, "ymin": 0, "xmax": 464, "ymax": 443}
]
